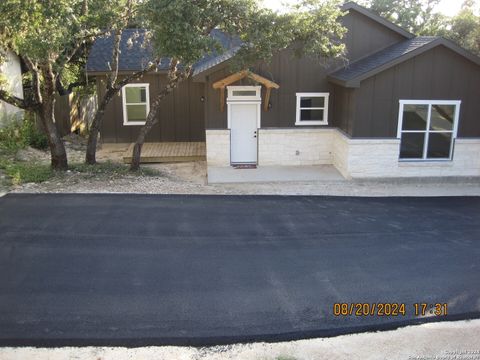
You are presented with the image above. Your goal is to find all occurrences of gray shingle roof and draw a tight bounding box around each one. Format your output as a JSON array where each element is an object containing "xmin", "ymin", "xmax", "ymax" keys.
[
  {"xmin": 328, "ymin": 36, "xmax": 439, "ymax": 86},
  {"xmin": 86, "ymin": 28, "xmax": 241, "ymax": 74}
]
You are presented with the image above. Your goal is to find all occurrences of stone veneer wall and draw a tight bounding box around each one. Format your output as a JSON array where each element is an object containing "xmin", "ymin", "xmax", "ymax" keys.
[
  {"xmin": 258, "ymin": 128, "xmax": 335, "ymax": 166},
  {"xmin": 344, "ymin": 137, "xmax": 480, "ymax": 178},
  {"xmin": 205, "ymin": 129, "xmax": 230, "ymax": 166},
  {"xmin": 205, "ymin": 128, "xmax": 480, "ymax": 178}
]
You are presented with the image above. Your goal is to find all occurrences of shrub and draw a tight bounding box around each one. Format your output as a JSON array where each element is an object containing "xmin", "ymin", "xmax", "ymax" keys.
[
  {"xmin": 19, "ymin": 114, "xmax": 49, "ymax": 150},
  {"xmin": 0, "ymin": 159, "xmax": 53, "ymax": 185},
  {"xmin": 0, "ymin": 117, "xmax": 23, "ymax": 153},
  {"xmin": 0, "ymin": 113, "xmax": 49, "ymax": 154}
]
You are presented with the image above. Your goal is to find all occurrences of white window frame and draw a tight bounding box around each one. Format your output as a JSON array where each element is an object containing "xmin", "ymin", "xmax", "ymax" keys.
[
  {"xmin": 295, "ymin": 92, "xmax": 329, "ymax": 126},
  {"xmin": 122, "ymin": 83, "xmax": 150, "ymax": 126},
  {"xmin": 227, "ymin": 86, "xmax": 261, "ymax": 101},
  {"xmin": 397, "ymin": 99, "xmax": 461, "ymax": 161}
]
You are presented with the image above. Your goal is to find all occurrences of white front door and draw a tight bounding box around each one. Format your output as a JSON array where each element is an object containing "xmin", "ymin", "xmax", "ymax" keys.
[{"xmin": 230, "ymin": 103, "xmax": 258, "ymax": 164}]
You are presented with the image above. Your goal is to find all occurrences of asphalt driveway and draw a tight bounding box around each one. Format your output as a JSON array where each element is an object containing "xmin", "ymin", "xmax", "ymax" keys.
[{"xmin": 0, "ymin": 194, "xmax": 479, "ymax": 346}]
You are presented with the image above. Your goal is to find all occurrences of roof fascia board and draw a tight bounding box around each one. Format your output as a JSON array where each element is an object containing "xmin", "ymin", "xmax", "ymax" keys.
[
  {"xmin": 342, "ymin": 2, "xmax": 415, "ymax": 39},
  {"xmin": 86, "ymin": 70, "xmax": 169, "ymax": 76},
  {"xmin": 437, "ymin": 38, "xmax": 480, "ymax": 67},
  {"xmin": 351, "ymin": 40, "xmax": 441, "ymax": 84},
  {"xmin": 192, "ymin": 58, "xmax": 233, "ymax": 82},
  {"xmin": 334, "ymin": 37, "xmax": 480, "ymax": 88},
  {"xmin": 327, "ymin": 40, "xmax": 441, "ymax": 88},
  {"xmin": 326, "ymin": 76, "xmax": 353, "ymax": 88}
]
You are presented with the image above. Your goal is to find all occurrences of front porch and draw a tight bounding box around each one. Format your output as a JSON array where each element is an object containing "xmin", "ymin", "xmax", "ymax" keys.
[
  {"xmin": 208, "ymin": 165, "xmax": 345, "ymax": 184},
  {"xmin": 122, "ymin": 142, "xmax": 206, "ymax": 164}
]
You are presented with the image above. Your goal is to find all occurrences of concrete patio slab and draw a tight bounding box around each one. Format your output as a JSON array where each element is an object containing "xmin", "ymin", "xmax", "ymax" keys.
[{"xmin": 207, "ymin": 165, "xmax": 345, "ymax": 183}]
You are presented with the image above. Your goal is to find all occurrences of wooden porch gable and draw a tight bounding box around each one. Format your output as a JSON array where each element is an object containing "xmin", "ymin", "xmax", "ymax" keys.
[{"xmin": 212, "ymin": 70, "xmax": 280, "ymax": 112}]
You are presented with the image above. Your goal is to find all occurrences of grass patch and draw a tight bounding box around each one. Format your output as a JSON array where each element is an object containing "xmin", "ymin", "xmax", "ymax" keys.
[
  {"xmin": 0, "ymin": 158, "xmax": 53, "ymax": 185},
  {"xmin": 0, "ymin": 158, "xmax": 160, "ymax": 188},
  {"xmin": 69, "ymin": 161, "xmax": 160, "ymax": 177}
]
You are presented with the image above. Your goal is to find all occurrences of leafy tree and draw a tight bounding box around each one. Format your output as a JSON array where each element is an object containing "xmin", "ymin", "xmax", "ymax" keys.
[
  {"xmin": 0, "ymin": 0, "xmax": 130, "ymax": 170},
  {"xmin": 360, "ymin": 0, "xmax": 480, "ymax": 55},
  {"xmin": 442, "ymin": 0, "xmax": 480, "ymax": 56},
  {"xmin": 129, "ymin": 0, "xmax": 347, "ymax": 171},
  {"xmin": 85, "ymin": 0, "xmax": 159, "ymax": 165},
  {"xmin": 360, "ymin": 0, "xmax": 447, "ymax": 35}
]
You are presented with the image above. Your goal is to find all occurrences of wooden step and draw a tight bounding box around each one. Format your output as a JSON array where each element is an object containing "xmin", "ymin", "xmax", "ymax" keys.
[{"xmin": 123, "ymin": 142, "xmax": 206, "ymax": 163}]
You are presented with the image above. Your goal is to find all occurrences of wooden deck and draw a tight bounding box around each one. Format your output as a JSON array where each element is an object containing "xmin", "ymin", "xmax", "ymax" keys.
[{"xmin": 123, "ymin": 142, "xmax": 206, "ymax": 163}]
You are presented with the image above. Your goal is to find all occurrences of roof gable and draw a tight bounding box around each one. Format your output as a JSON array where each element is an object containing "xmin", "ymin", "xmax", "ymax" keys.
[
  {"xmin": 342, "ymin": 2, "xmax": 414, "ymax": 40},
  {"xmin": 328, "ymin": 36, "xmax": 480, "ymax": 87}
]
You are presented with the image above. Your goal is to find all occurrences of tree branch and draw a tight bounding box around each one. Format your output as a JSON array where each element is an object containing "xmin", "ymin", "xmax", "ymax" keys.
[
  {"xmin": 56, "ymin": 76, "xmax": 86, "ymax": 96},
  {"xmin": 106, "ymin": 29, "xmax": 123, "ymax": 90},
  {"xmin": 22, "ymin": 56, "xmax": 42, "ymax": 105},
  {"xmin": 115, "ymin": 60, "xmax": 160, "ymax": 90},
  {"xmin": 0, "ymin": 90, "xmax": 33, "ymax": 110}
]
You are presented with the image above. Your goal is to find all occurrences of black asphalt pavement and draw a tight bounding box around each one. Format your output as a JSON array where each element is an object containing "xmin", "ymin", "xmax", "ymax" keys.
[{"xmin": 0, "ymin": 193, "xmax": 479, "ymax": 347}]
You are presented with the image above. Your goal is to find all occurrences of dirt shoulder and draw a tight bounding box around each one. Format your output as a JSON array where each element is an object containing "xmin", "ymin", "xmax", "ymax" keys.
[
  {"xmin": 10, "ymin": 160, "xmax": 480, "ymax": 197},
  {"xmin": 3, "ymin": 138, "xmax": 480, "ymax": 196},
  {"xmin": 1, "ymin": 319, "xmax": 479, "ymax": 360}
]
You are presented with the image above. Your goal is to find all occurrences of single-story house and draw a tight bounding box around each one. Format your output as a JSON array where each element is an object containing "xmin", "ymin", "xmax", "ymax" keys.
[
  {"xmin": 0, "ymin": 50, "xmax": 24, "ymax": 125},
  {"xmin": 86, "ymin": 2, "xmax": 480, "ymax": 178}
]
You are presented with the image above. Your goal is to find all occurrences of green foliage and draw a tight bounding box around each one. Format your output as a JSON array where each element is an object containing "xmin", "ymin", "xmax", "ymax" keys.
[
  {"xmin": 441, "ymin": 2, "xmax": 480, "ymax": 56},
  {"xmin": 0, "ymin": 158, "xmax": 53, "ymax": 185},
  {"xmin": 0, "ymin": 0, "xmax": 131, "ymax": 67},
  {"xmin": 0, "ymin": 121, "xmax": 23, "ymax": 153},
  {"xmin": 19, "ymin": 114, "xmax": 49, "ymax": 150},
  {"xmin": 360, "ymin": 0, "xmax": 447, "ymax": 35},
  {"xmin": 0, "ymin": 114, "xmax": 48, "ymax": 153},
  {"xmin": 140, "ymin": 0, "xmax": 346, "ymax": 69},
  {"xmin": 0, "ymin": 0, "xmax": 135, "ymax": 118},
  {"xmin": 360, "ymin": 0, "xmax": 480, "ymax": 55},
  {"xmin": 238, "ymin": 0, "xmax": 347, "ymax": 67}
]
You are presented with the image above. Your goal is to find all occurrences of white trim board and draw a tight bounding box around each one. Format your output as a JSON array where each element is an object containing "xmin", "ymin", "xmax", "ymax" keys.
[
  {"xmin": 295, "ymin": 92, "xmax": 329, "ymax": 126},
  {"xmin": 226, "ymin": 86, "xmax": 261, "ymax": 129},
  {"xmin": 121, "ymin": 83, "xmax": 150, "ymax": 126},
  {"xmin": 396, "ymin": 99, "xmax": 461, "ymax": 161}
]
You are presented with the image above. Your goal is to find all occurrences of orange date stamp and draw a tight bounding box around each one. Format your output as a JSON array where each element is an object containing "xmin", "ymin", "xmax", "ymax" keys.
[{"xmin": 333, "ymin": 303, "xmax": 448, "ymax": 317}]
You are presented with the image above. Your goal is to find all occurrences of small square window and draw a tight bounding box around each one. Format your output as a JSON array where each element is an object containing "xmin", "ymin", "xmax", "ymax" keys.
[
  {"xmin": 122, "ymin": 84, "xmax": 150, "ymax": 125},
  {"xmin": 296, "ymin": 93, "xmax": 329, "ymax": 126}
]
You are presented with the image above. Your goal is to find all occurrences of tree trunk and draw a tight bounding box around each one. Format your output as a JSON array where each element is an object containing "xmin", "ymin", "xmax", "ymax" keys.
[
  {"xmin": 40, "ymin": 66, "xmax": 68, "ymax": 171},
  {"xmin": 129, "ymin": 100, "xmax": 162, "ymax": 171},
  {"xmin": 39, "ymin": 103, "xmax": 68, "ymax": 171},
  {"xmin": 85, "ymin": 89, "xmax": 117, "ymax": 164},
  {"xmin": 130, "ymin": 61, "xmax": 191, "ymax": 172},
  {"xmin": 130, "ymin": 78, "xmax": 184, "ymax": 171},
  {"xmin": 84, "ymin": 29, "xmax": 157, "ymax": 166}
]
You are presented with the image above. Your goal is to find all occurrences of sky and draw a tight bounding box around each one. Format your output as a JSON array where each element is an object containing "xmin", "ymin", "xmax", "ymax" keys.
[{"xmin": 261, "ymin": 0, "xmax": 468, "ymax": 16}]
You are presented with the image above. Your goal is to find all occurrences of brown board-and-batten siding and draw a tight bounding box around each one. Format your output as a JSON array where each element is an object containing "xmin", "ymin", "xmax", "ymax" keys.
[
  {"xmin": 203, "ymin": 8, "xmax": 410, "ymax": 131},
  {"xmin": 204, "ymin": 51, "xmax": 344, "ymax": 129},
  {"xmin": 341, "ymin": 8, "xmax": 407, "ymax": 61},
  {"xmin": 349, "ymin": 45, "xmax": 480, "ymax": 138},
  {"xmin": 96, "ymin": 74, "xmax": 205, "ymax": 143}
]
